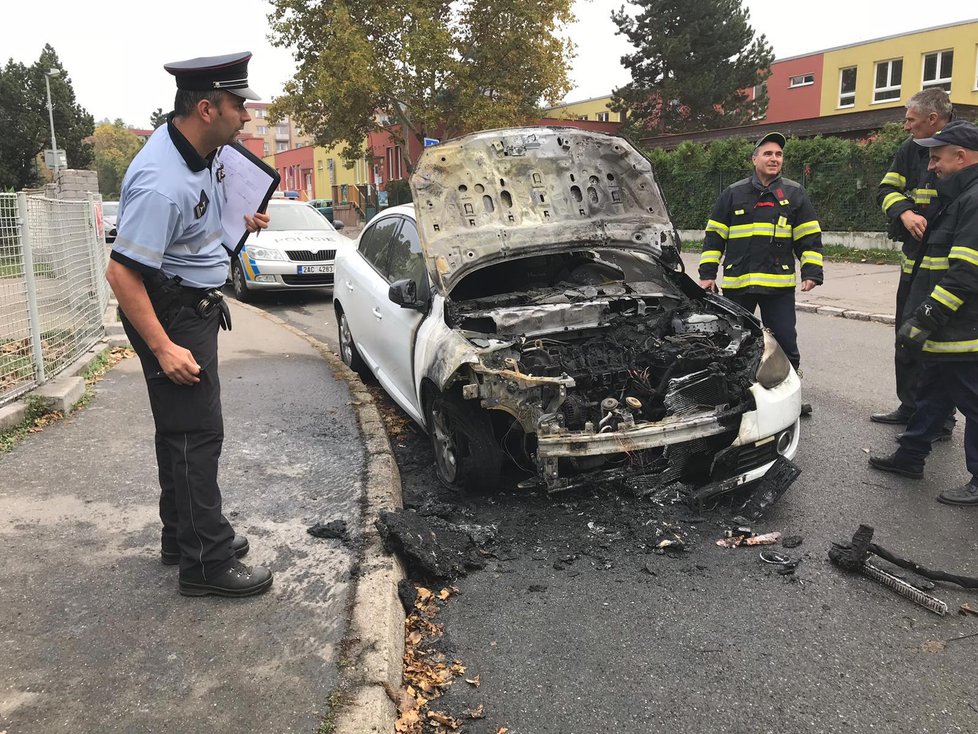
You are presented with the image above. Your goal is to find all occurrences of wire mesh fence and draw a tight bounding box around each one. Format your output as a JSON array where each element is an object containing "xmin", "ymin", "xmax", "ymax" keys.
[
  {"xmin": 0, "ymin": 193, "xmax": 110, "ymax": 408},
  {"xmin": 655, "ymin": 160, "xmax": 891, "ymax": 232}
]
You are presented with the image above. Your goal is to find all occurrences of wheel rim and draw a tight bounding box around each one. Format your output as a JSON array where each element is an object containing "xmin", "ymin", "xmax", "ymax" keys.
[
  {"xmin": 430, "ymin": 402, "xmax": 459, "ymax": 483},
  {"xmin": 339, "ymin": 314, "xmax": 354, "ymax": 365},
  {"xmin": 233, "ymin": 262, "xmax": 246, "ymax": 297}
]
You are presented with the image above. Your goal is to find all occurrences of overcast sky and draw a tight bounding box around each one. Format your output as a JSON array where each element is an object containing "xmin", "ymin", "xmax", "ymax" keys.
[{"xmin": 2, "ymin": 0, "xmax": 975, "ymax": 128}]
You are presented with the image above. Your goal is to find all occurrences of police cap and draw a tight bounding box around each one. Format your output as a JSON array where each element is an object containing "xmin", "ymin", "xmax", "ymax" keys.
[
  {"xmin": 164, "ymin": 51, "xmax": 260, "ymax": 101},
  {"xmin": 753, "ymin": 131, "xmax": 786, "ymax": 152},
  {"xmin": 914, "ymin": 120, "xmax": 978, "ymax": 152}
]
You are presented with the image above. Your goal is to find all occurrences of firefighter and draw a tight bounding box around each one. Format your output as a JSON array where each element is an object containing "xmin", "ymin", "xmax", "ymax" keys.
[
  {"xmin": 870, "ymin": 88, "xmax": 955, "ymax": 440},
  {"xmin": 698, "ymin": 132, "xmax": 824, "ymax": 375},
  {"xmin": 869, "ymin": 121, "xmax": 978, "ymax": 506}
]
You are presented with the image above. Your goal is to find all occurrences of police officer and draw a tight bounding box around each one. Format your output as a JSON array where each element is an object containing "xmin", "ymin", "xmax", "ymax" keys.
[
  {"xmin": 106, "ymin": 52, "xmax": 272, "ymax": 596},
  {"xmin": 699, "ymin": 132, "xmax": 824, "ymax": 374},
  {"xmin": 871, "ymin": 88, "xmax": 955, "ymax": 439},
  {"xmin": 869, "ymin": 121, "xmax": 978, "ymax": 506}
]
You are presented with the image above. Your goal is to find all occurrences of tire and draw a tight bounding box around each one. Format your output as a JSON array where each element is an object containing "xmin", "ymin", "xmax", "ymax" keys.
[
  {"xmin": 337, "ymin": 309, "xmax": 367, "ymax": 374},
  {"xmin": 231, "ymin": 258, "xmax": 253, "ymax": 303},
  {"xmin": 424, "ymin": 389, "xmax": 502, "ymax": 492}
]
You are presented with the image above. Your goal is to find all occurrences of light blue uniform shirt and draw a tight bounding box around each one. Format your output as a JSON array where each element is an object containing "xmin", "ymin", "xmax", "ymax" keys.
[{"xmin": 113, "ymin": 120, "xmax": 229, "ymax": 288}]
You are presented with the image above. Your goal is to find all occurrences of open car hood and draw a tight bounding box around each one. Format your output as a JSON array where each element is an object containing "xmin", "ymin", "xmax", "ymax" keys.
[{"xmin": 410, "ymin": 127, "xmax": 678, "ymax": 294}]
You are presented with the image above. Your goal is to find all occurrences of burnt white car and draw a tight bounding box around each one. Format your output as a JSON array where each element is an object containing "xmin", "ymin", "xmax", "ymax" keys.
[
  {"xmin": 333, "ymin": 128, "xmax": 801, "ymax": 492},
  {"xmin": 229, "ymin": 199, "xmax": 347, "ymax": 301}
]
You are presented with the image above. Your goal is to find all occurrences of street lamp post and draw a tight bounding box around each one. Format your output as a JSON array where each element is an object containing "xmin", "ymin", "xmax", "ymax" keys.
[{"xmin": 44, "ymin": 68, "xmax": 60, "ymax": 174}]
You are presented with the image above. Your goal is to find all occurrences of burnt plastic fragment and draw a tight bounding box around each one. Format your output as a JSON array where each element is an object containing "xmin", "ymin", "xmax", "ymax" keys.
[{"xmin": 307, "ymin": 519, "xmax": 350, "ymax": 542}]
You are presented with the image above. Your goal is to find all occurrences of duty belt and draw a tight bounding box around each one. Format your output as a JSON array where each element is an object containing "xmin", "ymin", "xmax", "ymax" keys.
[{"xmin": 176, "ymin": 287, "xmax": 232, "ymax": 330}]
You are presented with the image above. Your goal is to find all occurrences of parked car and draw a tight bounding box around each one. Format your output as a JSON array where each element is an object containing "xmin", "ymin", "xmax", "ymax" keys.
[
  {"xmin": 333, "ymin": 128, "xmax": 801, "ymax": 493},
  {"xmin": 102, "ymin": 201, "xmax": 118, "ymax": 243},
  {"xmin": 229, "ymin": 199, "xmax": 348, "ymax": 301},
  {"xmin": 309, "ymin": 198, "xmax": 336, "ymax": 223}
]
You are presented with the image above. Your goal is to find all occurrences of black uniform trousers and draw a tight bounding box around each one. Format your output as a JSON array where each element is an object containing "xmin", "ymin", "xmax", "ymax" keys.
[
  {"xmin": 898, "ymin": 360, "xmax": 978, "ymax": 481},
  {"xmin": 723, "ymin": 289, "xmax": 801, "ymax": 369},
  {"xmin": 893, "ymin": 273, "xmax": 919, "ymax": 411},
  {"xmin": 122, "ymin": 304, "xmax": 235, "ymax": 582},
  {"xmin": 894, "ymin": 273, "xmax": 956, "ymax": 430}
]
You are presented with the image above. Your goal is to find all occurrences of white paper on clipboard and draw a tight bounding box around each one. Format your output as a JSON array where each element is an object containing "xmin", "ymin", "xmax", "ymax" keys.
[{"xmin": 219, "ymin": 144, "xmax": 279, "ymax": 254}]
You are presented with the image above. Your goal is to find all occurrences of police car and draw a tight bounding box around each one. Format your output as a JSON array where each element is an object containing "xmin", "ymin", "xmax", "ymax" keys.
[{"xmin": 229, "ymin": 199, "xmax": 348, "ymax": 301}]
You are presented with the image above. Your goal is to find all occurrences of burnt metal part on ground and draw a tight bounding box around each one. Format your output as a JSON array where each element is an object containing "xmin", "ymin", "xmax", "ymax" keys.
[
  {"xmin": 440, "ymin": 250, "xmax": 778, "ymax": 491},
  {"xmin": 829, "ymin": 525, "xmax": 951, "ymax": 616}
]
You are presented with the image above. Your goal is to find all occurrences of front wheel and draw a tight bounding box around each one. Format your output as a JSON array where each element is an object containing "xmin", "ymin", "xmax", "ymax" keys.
[
  {"xmin": 337, "ymin": 310, "xmax": 367, "ymax": 374},
  {"xmin": 230, "ymin": 258, "xmax": 253, "ymax": 303},
  {"xmin": 424, "ymin": 389, "xmax": 502, "ymax": 492}
]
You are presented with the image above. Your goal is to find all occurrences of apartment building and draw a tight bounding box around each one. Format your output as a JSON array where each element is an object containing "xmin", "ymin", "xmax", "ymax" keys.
[
  {"xmin": 544, "ymin": 95, "xmax": 623, "ymax": 123},
  {"xmin": 642, "ymin": 18, "xmax": 978, "ymax": 149},
  {"xmin": 242, "ymin": 102, "xmax": 312, "ymax": 157}
]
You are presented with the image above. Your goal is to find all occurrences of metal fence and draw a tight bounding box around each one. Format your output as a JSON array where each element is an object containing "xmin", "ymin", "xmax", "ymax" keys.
[
  {"xmin": 0, "ymin": 192, "xmax": 110, "ymax": 407},
  {"xmin": 656, "ymin": 160, "xmax": 890, "ymax": 232}
]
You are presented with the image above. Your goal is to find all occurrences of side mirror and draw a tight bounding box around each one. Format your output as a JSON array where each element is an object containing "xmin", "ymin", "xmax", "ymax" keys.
[{"xmin": 388, "ymin": 278, "xmax": 424, "ymax": 310}]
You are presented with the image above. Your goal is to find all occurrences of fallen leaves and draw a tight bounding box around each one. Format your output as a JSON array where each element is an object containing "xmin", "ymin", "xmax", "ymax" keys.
[{"xmin": 397, "ymin": 584, "xmax": 481, "ymax": 733}]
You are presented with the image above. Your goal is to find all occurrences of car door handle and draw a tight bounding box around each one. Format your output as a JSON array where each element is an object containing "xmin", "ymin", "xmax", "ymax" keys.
[
  {"xmin": 345, "ymin": 280, "xmax": 354, "ymax": 292},
  {"xmin": 372, "ymin": 307, "xmax": 383, "ymax": 320}
]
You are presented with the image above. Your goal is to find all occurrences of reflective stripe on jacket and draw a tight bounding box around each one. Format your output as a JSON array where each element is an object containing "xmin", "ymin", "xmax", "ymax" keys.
[
  {"xmin": 905, "ymin": 164, "xmax": 978, "ymax": 360},
  {"xmin": 877, "ymin": 137, "xmax": 940, "ymax": 262},
  {"xmin": 699, "ymin": 174, "xmax": 824, "ymax": 295}
]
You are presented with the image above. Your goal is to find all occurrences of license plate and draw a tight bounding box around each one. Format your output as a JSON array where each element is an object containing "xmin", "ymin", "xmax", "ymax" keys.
[{"xmin": 298, "ymin": 264, "xmax": 334, "ymax": 274}]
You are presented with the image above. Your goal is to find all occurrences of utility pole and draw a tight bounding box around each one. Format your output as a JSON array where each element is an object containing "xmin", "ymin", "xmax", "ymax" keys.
[{"xmin": 44, "ymin": 68, "xmax": 62, "ymax": 174}]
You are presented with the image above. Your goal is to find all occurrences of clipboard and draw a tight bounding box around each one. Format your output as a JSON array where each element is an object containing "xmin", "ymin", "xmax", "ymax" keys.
[{"xmin": 218, "ymin": 142, "xmax": 281, "ymax": 255}]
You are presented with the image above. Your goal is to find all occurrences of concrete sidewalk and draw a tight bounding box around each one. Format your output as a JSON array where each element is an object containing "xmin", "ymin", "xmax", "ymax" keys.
[{"xmin": 0, "ymin": 302, "xmax": 402, "ymax": 733}]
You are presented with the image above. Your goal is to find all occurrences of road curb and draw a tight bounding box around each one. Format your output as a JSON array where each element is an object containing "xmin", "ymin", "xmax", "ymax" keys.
[
  {"xmin": 233, "ymin": 302, "xmax": 405, "ymax": 734},
  {"xmin": 799, "ymin": 301, "xmax": 894, "ymax": 326}
]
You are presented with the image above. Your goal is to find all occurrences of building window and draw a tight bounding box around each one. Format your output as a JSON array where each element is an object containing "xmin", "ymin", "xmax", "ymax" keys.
[
  {"xmin": 596, "ymin": 112, "xmax": 610, "ymax": 122},
  {"xmin": 576, "ymin": 114, "xmax": 588, "ymax": 121},
  {"xmin": 263, "ymin": 143, "xmax": 269, "ymax": 156},
  {"xmin": 839, "ymin": 67, "xmax": 857, "ymax": 108},
  {"xmin": 257, "ymin": 125, "xmax": 267, "ymax": 134},
  {"xmin": 788, "ymin": 73, "xmax": 815, "ymax": 88},
  {"xmin": 276, "ymin": 142, "xmax": 288, "ymax": 152},
  {"xmin": 922, "ymin": 49, "xmax": 953, "ymax": 91},
  {"xmin": 254, "ymin": 108, "xmax": 265, "ymax": 119},
  {"xmin": 276, "ymin": 125, "xmax": 289, "ymax": 135},
  {"xmin": 874, "ymin": 59, "xmax": 903, "ymax": 102}
]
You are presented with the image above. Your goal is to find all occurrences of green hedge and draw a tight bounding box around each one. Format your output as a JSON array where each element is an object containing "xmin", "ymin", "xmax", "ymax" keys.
[{"xmin": 645, "ymin": 123, "xmax": 910, "ymax": 231}]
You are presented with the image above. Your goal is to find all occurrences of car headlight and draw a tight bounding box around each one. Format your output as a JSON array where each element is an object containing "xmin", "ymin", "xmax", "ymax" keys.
[
  {"xmin": 243, "ymin": 245, "xmax": 285, "ymax": 261},
  {"xmin": 755, "ymin": 330, "xmax": 791, "ymax": 388}
]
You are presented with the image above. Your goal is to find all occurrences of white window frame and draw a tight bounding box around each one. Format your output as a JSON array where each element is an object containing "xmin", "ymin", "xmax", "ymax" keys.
[
  {"xmin": 922, "ymin": 49, "xmax": 953, "ymax": 91},
  {"xmin": 788, "ymin": 73, "xmax": 815, "ymax": 88},
  {"xmin": 873, "ymin": 59, "xmax": 903, "ymax": 103},
  {"xmin": 257, "ymin": 125, "xmax": 267, "ymax": 135},
  {"xmin": 975, "ymin": 45, "xmax": 978, "ymax": 90},
  {"xmin": 596, "ymin": 112, "xmax": 610, "ymax": 122},
  {"xmin": 838, "ymin": 66, "xmax": 857, "ymax": 109}
]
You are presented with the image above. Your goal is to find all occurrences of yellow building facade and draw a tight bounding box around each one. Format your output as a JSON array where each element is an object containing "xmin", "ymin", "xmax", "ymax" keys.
[
  {"xmin": 544, "ymin": 95, "xmax": 622, "ymax": 122},
  {"xmin": 818, "ymin": 19, "xmax": 978, "ymax": 116}
]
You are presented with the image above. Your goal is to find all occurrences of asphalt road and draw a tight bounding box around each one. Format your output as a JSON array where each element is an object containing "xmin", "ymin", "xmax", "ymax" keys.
[{"xmin": 252, "ymin": 289, "xmax": 978, "ymax": 733}]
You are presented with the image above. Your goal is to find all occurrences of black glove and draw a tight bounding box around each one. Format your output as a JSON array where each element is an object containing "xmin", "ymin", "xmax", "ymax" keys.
[
  {"xmin": 896, "ymin": 317, "xmax": 931, "ymax": 351},
  {"xmin": 897, "ymin": 304, "xmax": 943, "ymax": 350}
]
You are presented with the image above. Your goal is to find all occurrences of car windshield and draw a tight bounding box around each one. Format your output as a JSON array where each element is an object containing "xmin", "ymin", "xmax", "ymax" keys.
[
  {"xmin": 266, "ymin": 204, "xmax": 333, "ymax": 231},
  {"xmin": 102, "ymin": 202, "xmax": 118, "ymax": 216}
]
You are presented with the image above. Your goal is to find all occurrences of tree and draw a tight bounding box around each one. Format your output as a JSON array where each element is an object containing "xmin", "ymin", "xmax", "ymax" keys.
[
  {"xmin": 150, "ymin": 108, "xmax": 167, "ymax": 129},
  {"xmin": 267, "ymin": 0, "xmax": 574, "ymax": 170},
  {"xmin": 611, "ymin": 0, "xmax": 774, "ymax": 135},
  {"xmin": 92, "ymin": 120, "xmax": 144, "ymax": 198},
  {"xmin": 0, "ymin": 44, "xmax": 94, "ymax": 190}
]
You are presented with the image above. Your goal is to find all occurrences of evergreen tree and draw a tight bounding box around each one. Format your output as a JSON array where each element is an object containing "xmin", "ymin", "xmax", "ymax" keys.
[
  {"xmin": 611, "ymin": 0, "xmax": 774, "ymax": 134},
  {"xmin": 0, "ymin": 45, "xmax": 94, "ymax": 189}
]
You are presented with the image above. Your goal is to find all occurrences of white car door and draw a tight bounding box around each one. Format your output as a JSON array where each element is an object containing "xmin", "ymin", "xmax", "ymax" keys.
[
  {"xmin": 339, "ymin": 215, "xmax": 401, "ymax": 369},
  {"xmin": 369, "ymin": 217, "xmax": 428, "ymax": 422}
]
